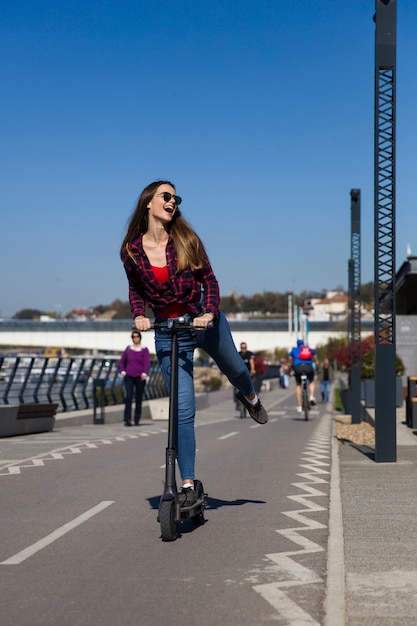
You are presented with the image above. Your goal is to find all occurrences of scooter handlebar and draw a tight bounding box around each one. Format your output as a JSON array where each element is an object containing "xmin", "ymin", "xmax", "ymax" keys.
[{"xmin": 132, "ymin": 317, "xmax": 214, "ymax": 332}]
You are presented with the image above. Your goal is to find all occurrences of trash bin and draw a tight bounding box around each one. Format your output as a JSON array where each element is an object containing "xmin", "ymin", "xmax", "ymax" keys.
[
  {"xmin": 93, "ymin": 379, "xmax": 105, "ymax": 425},
  {"xmin": 406, "ymin": 376, "xmax": 417, "ymax": 428}
]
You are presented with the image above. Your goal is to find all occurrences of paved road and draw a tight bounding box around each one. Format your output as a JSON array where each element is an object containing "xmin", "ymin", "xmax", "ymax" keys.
[{"xmin": 0, "ymin": 386, "xmax": 333, "ymax": 625}]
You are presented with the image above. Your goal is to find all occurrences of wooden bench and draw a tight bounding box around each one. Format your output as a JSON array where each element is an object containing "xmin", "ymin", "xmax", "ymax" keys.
[{"xmin": 0, "ymin": 403, "xmax": 58, "ymax": 437}]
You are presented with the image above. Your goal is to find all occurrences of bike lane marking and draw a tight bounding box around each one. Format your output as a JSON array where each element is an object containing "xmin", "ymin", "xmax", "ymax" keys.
[
  {"xmin": 1, "ymin": 501, "xmax": 115, "ymax": 565},
  {"xmin": 218, "ymin": 432, "xmax": 239, "ymax": 440},
  {"xmin": 252, "ymin": 411, "xmax": 331, "ymax": 625},
  {"xmin": 0, "ymin": 428, "xmax": 168, "ymax": 476}
]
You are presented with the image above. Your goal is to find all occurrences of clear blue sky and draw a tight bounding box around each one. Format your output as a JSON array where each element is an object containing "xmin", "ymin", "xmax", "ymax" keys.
[{"xmin": 1, "ymin": 1, "xmax": 416, "ymax": 318}]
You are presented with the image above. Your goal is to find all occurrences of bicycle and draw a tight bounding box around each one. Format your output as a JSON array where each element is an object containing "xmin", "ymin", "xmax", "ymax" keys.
[
  {"xmin": 233, "ymin": 387, "xmax": 247, "ymax": 418},
  {"xmin": 300, "ymin": 371, "xmax": 310, "ymax": 421}
]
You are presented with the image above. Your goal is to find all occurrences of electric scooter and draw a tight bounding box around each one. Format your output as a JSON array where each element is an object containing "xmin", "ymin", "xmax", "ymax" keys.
[{"xmin": 150, "ymin": 317, "xmax": 208, "ymax": 542}]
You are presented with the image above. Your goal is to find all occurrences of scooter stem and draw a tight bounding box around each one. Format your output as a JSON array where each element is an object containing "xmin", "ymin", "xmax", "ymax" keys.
[{"xmin": 165, "ymin": 324, "xmax": 178, "ymax": 490}]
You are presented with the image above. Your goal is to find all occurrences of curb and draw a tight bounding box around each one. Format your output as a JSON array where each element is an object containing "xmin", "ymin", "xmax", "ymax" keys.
[
  {"xmin": 324, "ymin": 412, "xmax": 346, "ymax": 626},
  {"xmin": 53, "ymin": 393, "xmax": 210, "ymax": 428}
]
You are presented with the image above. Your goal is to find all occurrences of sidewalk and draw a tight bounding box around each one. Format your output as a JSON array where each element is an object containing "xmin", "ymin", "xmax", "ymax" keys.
[{"xmin": 332, "ymin": 404, "xmax": 417, "ymax": 625}]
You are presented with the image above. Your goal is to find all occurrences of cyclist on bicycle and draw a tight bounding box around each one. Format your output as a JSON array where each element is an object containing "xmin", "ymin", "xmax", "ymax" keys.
[
  {"xmin": 288, "ymin": 339, "xmax": 317, "ymax": 413},
  {"xmin": 234, "ymin": 342, "xmax": 256, "ymax": 410}
]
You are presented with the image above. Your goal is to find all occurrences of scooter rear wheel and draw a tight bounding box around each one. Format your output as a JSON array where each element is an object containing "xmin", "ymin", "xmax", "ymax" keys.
[
  {"xmin": 159, "ymin": 500, "xmax": 177, "ymax": 542},
  {"xmin": 191, "ymin": 480, "xmax": 206, "ymax": 526}
]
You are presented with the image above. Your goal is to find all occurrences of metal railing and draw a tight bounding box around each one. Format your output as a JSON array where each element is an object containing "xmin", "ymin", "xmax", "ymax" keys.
[{"xmin": 0, "ymin": 355, "xmax": 167, "ymax": 413}]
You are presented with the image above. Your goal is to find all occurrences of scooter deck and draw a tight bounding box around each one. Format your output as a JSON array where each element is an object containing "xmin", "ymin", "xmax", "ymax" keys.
[{"xmin": 179, "ymin": 495, "xmax": 207, "ymax": 520}]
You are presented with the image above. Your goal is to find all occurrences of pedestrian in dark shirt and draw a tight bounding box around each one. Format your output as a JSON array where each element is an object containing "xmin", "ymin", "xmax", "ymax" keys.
[
  {"xmin": 120, "ymin": 180, "xmax": 268, "ymax": 506},
  {"xmin": 239, "ymin": 342, "xmax": 256, "ymax": 376}
]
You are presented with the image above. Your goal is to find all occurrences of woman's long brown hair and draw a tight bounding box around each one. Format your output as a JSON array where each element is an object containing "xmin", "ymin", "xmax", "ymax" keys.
[{"xmin": 120, "ymin": 180, "xmax": 208, "ymax": 272}]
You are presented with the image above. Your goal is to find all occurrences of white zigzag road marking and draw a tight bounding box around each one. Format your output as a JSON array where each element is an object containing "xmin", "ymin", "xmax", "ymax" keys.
[
  {"xmin": 290, "ymin": 482, "xmax": 327, "ymax": 497},
  {"xmin": 254, "ymin": 583, "xmax": 321, "ymax": 625},
  {"xmin": 0, "ymin": 429, "xmax": 163, "ymax": 476},
  {"xmin": 281, "ymin": 509, "xmax": 327, "ymax": 530},
  {"xmin": 276, "ymin": 530, "xmax": 325, "ymax": 555},
  {"xmin": 252, "ymin": 421, "xmax": 331, "ymax": 624}
]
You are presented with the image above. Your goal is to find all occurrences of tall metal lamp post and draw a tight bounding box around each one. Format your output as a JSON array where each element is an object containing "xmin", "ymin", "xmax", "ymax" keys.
[
  {"xmin": 349, "ymin": 189, "xmax": 361, "ymax": 424},
  {"xmin": 374, "ymin": 0, "xmax": 397, "ymax": 462}
]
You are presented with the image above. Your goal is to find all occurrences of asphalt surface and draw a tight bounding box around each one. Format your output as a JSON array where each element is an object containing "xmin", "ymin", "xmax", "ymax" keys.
[{"xmin": 1, "ymin": 384, "xmax": 416, "ymax": 625}]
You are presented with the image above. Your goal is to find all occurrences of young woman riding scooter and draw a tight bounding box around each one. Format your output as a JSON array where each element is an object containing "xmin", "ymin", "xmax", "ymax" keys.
[{"xmin": 120, "ymin": 180, "xmax": 268, "ymax": 506}]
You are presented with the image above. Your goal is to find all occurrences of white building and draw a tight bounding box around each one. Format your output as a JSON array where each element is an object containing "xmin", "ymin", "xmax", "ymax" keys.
[{"xmin": 304, "ymin": 291, "xmax": 348, "ymax": 322}]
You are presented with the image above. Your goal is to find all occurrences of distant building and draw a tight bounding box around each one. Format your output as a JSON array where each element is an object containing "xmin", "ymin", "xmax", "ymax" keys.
[
  {"xmin": 303, "ymin": 291, "xmax": 348, "ymax": 322},
  {"xmin": 67, "ymin": 308, "xmax": 96, "ymax": 321}
]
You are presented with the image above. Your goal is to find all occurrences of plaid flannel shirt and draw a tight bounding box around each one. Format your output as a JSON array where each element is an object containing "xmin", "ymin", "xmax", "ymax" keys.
[{"xmin": 121, "ymin": 235, "xmax": 220, "ymax": 320}]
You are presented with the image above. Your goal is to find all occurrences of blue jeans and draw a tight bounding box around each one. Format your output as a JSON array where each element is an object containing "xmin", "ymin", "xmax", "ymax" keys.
[
  {"xmin": 321, "ymin": 380, "xmax": 331, "ymax": 403},
  {"xmin": 155, "ymin": 312, "xmax": 255, "ymax": 480}
]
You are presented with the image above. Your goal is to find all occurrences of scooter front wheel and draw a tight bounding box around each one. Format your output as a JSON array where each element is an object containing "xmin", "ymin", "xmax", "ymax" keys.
[{"xmin": 159, "ymin": 500, "xmax": 177, "ymax": 542}]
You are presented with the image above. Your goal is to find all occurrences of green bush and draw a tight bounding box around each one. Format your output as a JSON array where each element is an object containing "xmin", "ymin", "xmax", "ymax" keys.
[
  {"xmin": 210, "ymin": 376, "xmax": 222, "ymax": 391},
  {"xmin": 334, "ymin": 387, "xmax": 343, "ymax": 412},
  {"xmin": 361, "ymin": 350, "xmax": 405, "ymax": 380}
]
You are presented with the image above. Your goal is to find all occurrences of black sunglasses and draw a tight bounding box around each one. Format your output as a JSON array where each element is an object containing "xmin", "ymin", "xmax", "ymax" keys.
[{"xmin": 159, "ymin": 192, "xmax": 182, "ymax": 206}]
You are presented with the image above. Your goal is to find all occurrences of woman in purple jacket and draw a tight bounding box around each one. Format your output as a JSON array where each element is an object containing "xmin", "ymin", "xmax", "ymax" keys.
[{"xmin": 119, "ymin": 331, "xmax": 150, "ymax": 426}]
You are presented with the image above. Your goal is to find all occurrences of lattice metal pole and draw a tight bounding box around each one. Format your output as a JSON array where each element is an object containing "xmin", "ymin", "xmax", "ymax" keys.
[
  {"xmin": 350, "ymin": 190, "xmax": 361, "ymax": 424},
  {"xmin": 374, "ymin": 0, "xmax": 397, "ymax": 462}
]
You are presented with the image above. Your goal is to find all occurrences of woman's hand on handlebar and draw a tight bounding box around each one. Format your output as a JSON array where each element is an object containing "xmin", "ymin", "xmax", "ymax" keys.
[
  {"xmin": 193, "ymin": 313, "xmax": 214, "ymax": 330},
  {"xmin": 134, "ymin": 316, "xmax": 151, "ymax": 332}
]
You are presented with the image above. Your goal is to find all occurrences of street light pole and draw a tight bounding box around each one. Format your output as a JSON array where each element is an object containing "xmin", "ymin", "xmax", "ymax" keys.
[{"xmin": 374, "ymin": 0, "xmax": 397, "ymax": 462}]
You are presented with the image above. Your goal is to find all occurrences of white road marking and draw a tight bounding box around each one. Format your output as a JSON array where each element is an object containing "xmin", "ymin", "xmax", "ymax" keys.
[
  {"xmin": 218, "ymin": 432, "xmax": 239, "ymax": 440},
  {"xmin": 254, "ymin": 583, "xmax": 321, "ymax": 625},
  {"xmin": 0, "ymin": 426, "xmax": 172, "ymax": 476},
  {"xmin": 252, "ymin": 416, "xmax": 331, "ymax": 624},
  {"xmin": 1, "ymin": 501, "xmax": 115, "ymax": 565}
]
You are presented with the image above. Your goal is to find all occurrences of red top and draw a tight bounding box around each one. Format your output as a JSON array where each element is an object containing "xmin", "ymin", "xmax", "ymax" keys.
[
  {"xmin": 151, "ymin": 265, "xmax": 169, "ymax": 284},
  {"xmin": 151, "ymin": 265, "xmax": 189, "ymax": 318},
  {"xmin": 121, "ymin": 235, "xmax": 219, "ymax": 320}
]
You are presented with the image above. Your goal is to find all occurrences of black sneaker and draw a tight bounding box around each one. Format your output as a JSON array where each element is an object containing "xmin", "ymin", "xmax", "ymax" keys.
[
  {"xmin": 236, "ymin": 392, "xmax": 268, "ymax": 424},
  {"xmin": 179, "ymin": 487, "xmax": 197, "ymax": 507}
]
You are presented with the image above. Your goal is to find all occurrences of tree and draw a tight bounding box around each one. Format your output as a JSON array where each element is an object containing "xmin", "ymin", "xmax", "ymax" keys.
[
  {"xmin": 219, "ymin": 294, "xmax": 239, "ymax": 314},
  {"xmin": 360, "ymin": 281, "xmax": 374, "ymax": 309},
  {"xmin": 323, "ymin": 333, "xmax": 405, "ymax": 379},
  {"xmin": 13, "ymin": 308, "xmax": 45, "ymax": 320},
  {"xmin": 111, "ymin": 301, "xmax": 132, "ymax": 319}
]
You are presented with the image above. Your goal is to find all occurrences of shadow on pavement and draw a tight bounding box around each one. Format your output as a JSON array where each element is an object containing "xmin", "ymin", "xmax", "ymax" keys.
[
  {"xmin": 147, "ymin": 495, "xmax": 266, "ymax": 510},
  {"xmin": 339, "ymin": 440, "xmax": 375, "ymax": 461}
]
